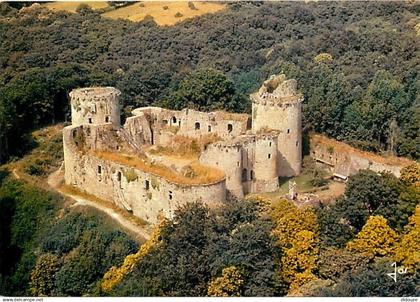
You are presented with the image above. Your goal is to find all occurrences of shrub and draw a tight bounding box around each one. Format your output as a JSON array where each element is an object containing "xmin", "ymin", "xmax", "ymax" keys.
[
  {"xmin": 188, "ymin": 2, "xmax": 198, "ymax": 10},
  {"xmin": 123, "ymin": 169, "xmax": 138, "ymax": 183}
]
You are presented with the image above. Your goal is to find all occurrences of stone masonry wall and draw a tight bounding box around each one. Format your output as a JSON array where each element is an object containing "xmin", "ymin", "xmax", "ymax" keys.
[
  {"xmin": 70, "ymin": 87, "xmax": 121, "ymax": 128},
  {"xmin": 310, "ymin": 134, "xmax": 413, "ymax": 178},
  {"xmin": 63, "ymin": 125, "xmax": 226, "ymax": 223},
  {"xmin": 199, "ymin": 133, "xmax": 278, "ymax": 197}
]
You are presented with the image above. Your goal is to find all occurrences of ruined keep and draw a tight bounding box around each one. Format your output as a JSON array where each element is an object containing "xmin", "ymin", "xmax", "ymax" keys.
[
  {"xmin": 251, "ymin": 74, "xmax": 303, "ymax": 176},
  {"xmin": 63, "ymin": 74, "xmax": 303, "ymax": 223}
]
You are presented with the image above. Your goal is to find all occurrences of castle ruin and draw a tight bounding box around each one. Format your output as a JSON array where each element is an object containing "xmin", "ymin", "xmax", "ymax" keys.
[{"xmin": 63, "ymin": 74, "xmax": 304, "ymax": 223}]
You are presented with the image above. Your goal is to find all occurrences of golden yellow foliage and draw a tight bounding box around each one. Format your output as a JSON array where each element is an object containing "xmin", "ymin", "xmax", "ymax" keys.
[
  {"xmin": 207, "ymin": 266, "xmax": 244, "ymax": 297},
  {"xmin": 270, "ymin": 198, "xmax": 318, "ymax": 248},
  {"xmin": 400, "ymin": 163, "xmax": 420, "ymax": 188},
  {"xmin": 288, "ymin": 270, "xmax": 318, "ymax": 295},
  {"xmin": 394, "ymin": 205, "xmax": 420, "ymax": 271},
  {"xmin": 101, "ymin": 223, "xmax": 163, "ymax": 292},
  {"xmin": 281, "ymin": 230, "xmax": 319, "ymax": 286},
  {"xmin": 270, "ymin": 199, "xmax": 319, "ymax": 293},
  {"xmin": 313, "ymin": 53, "xmax": 333, "ymax": 64},
  {"xmin": 415, "ymin": 23, "xmax": 420, "ymax": 36},
  {"xmin": 346, "ymin": 216, "xmax": 398, "ymax": 259}
]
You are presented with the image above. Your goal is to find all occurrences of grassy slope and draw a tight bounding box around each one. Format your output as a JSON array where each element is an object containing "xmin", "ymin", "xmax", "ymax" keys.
[
  {"xmin": 102, "ymin": 1, "xmax": 226, "ymax": 26},
  {"xmin": 43, "ymin": 1, "xmax": 226, "ymax": 26},
  {"xmin": 44, "ymin": 1, "xmax": 109, "ymax": 13}
]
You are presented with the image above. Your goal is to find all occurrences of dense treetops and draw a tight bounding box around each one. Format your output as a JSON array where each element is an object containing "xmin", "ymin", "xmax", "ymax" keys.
[
  {"xmin": 0, "ymin": 2, "xmax": 419, "ymax": 163},
  {"xmin": 0, "ymin": 166, "xmax": 419, "ymax": 296},
  {"xmin": 0, "ymin": 1, "xmax": 419, "ymax": 297}
]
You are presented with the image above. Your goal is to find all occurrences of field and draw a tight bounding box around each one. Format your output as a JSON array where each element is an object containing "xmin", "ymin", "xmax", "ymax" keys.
[
  {"xmin": 102, "ymin": 1, "xmax": 226, "ymax": 25},
  {"xmin": 44, "ymin": 1, "xmax": 109, "ymax": 13},
  {"xmin": 43, "ymin": 1, "xmax": 227, "ymax": 26}
]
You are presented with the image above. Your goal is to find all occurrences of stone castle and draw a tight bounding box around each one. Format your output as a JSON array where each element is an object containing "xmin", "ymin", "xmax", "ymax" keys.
[{"xmin": 63, "ymin": 74, "xmax": 303, "ymax": 223}]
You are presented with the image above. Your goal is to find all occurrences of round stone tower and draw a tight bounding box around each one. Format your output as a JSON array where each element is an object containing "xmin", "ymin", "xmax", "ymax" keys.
[
  {"xmin": 250, "ymin": 74, "xmax": 303, "ymax": 177},
  {"xmin": 253, "ymin": 134, "xmax": 279, "ymax": 192},
  {"xmin": 69, "ymin": 87, "xmax": 121, "ymax": 128}
]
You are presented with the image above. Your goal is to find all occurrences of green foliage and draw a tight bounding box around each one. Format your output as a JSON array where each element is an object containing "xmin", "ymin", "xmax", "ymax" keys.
[
  {"xmin": 316, "ymin": 259, "xmax": 419, "ymax": 297},
  {"xmin": 316, "ymin": 203, "xmax": 355, "ymax": 248},
  {"xmin": 0, "ymin": 64, "xmax": 110, "ymax": 163},
  {"xmin": 30, "ymin": 253, "xmax": 61, "ymax": 296},
  {"xmin": 302, "ymin": 64, "xmax": 353, "ymax": 137},
  {"xmin": 317, "ymin": 168, "xmax": 418, "ymax": 249},
  {"xmin": 335, "ymin": 170, "xmax": 402, "ymax": 231},
  {"xmin": 76, "ymin": 3, "xmax": 93, "ymax": 14},
  {"xmin": 113, "ymin": 200, "xmax": 279, "ymax": 296},
  {"xmin": 123, "ymin": 169, "xmax": 138, "ymax": 183},
  {"xmin": 342, "ymin": 70, "xmax": 410, "ymax": 153},
  {"xmin": 318, "ymin": 247, "xmax": 370, "ymax": 282},
  {"xmin": 0, "ymin": 176, "xmax": 137, "ymax": 296},
  {"xmin": 1, "ymin": 2, "xmax": 419, "ymax": 162},
  {"xmin": 0, "ymin": 179, "xmax": 61, "ymax": 295},
  {"xmin": 167, "ymin": 68, "xmax": 248, "ymax": 113},
  {"xmin": 150, "ymin": 177, "xmax": 160, "ymax": 190},
  {"xmin": 40, "ymin": 210, "xmax": 137, "ymax": 296}
]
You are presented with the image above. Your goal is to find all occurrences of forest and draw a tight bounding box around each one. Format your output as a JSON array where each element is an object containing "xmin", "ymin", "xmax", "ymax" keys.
[
  {"xmin": 0, "ymin": 1, "xmax": 419, "ymax": 297},
  {"xmin": 0, "ymin": 165, "xmax": 419, "ymax": 296},
  {"xmin": 0, "ymin": 1, "xmax": 419, "ymax": 163}
]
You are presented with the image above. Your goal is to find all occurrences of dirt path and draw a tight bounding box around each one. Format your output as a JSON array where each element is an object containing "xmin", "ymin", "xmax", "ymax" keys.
[
  {"xmin": 12, "ymin": 168, "xmax": 20, "ymax": 179},
  {"xmin": 47, "ymin": 165, "xmax": 151, "ymax": 241}
]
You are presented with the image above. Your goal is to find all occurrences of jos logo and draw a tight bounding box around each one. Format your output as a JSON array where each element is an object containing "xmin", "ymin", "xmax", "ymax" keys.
[{"xmin": 387, "ymin": 262, "xmax": 408, "ymax": 282}]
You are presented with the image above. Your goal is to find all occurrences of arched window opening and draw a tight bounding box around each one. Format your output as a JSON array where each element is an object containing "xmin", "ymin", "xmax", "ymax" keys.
[
  {"xmin": 287, "ymin": 129, "xmax": 290, "ymax": 134},
  {"xmin": 195, "ymin": 122, "xmax": 200, "ymax": 130},
  {"xmin": 172, "ymin": 116, "xmax": 177, "ymax": 123},
  {"xmin": 117, "ymin": 172, "xmax": 122, "ymax": 182},
  {"xmin": 268, "ymin": 153, "xmax": 271, "ymax": 159},
  {"xmin": 105, "ymin": 116, "xmax": 109, "ymax": 123},
  {"xmin": 97, "ymin": 165, "xmax": 102, "ymax": 174},
  {"xmin": 169, "ymin": 191, "xmax": 173, "ymax": 200},
  {"xmin": 250, "ymin": 170, "xmax": 254, "ymax": 180},
  {"xmin": 208, "ymin": 125, "xmax": 212, "ymax": 132},
  {"xmin": 88, "ymin": 118, "xmax": 92, "ymax": 124},
  {"xmin": 227, "ymin": 123, "xmax": 233, "ymax": 133},
  {"xmin": 145, "ymin": 180, "xmax": 150, "ymax": 190}
]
